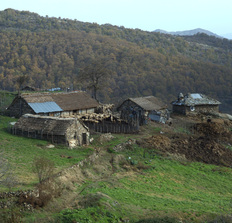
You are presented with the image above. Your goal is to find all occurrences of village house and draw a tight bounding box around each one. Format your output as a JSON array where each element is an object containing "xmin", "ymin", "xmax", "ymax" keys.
[
  {"xmin": 171, "ymin": 93, "xmax": 221, "ymax": 115},
  {"xmin": 10, "ymin": 114, "xmax": 90, "ymax": 147},
  {"xmin": 7, "ymin": 91, "xmax": 99, "ymax": 118},
  {"xmin": 117, "ymin": 96, "xmax": 169, "ymax": 126}
]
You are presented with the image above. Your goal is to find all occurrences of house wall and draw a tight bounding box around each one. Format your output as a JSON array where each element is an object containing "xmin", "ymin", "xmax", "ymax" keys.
[
  {"xmin": 173, "ymin": 104, "xmax": 219, "ymax": 115},
  {"xmin": 7, "ymin": 98, "xmax": 35, "ymax": 118},
  {"xmin": 185, "ymin": 105, "xmax": 219, "ymax": 115},
  {"xmin": 60, "ymin": 108, "xmax": 95, "ymax": 117},
  {"xmin": 172, "ymin": 105, "xmax": 186, "ymax": 115},
  {"xmin": 66, "ymin": 121, "xmax": 89, "ymax": 146},
  {"xmin": 118, "ymin": 100, "xmax": 146, "ymax": 126}
]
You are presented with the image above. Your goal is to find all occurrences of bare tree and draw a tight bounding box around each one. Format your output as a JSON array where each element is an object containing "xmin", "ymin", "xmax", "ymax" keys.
[
  {"xmin": 78, "ymin": 58, "xmax": 111, "ymax": 100},
  {"xmin": 32, "ymin": 156, "xmax": 55, "ymax": 183}
]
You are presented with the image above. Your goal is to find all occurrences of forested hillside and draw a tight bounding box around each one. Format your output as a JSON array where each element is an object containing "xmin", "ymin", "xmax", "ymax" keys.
[{"xmin": 0, "ymin": 8, "xmax": 232, "ymax": 113}]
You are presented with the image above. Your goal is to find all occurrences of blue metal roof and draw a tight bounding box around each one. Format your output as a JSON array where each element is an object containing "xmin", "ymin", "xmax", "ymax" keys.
[{"xmin": 28, "ymin": 102, "xmax": 63, "ymax": 114}]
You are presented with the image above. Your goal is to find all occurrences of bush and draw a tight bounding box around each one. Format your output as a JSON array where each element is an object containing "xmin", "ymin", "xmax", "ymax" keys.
[
  {"xmin": 18, "ymin": 180, "xmax": 63, "ymax": 208},
  {"xmin": 78, "ymin": 193, "xmax": 102, "ymax": 208}
]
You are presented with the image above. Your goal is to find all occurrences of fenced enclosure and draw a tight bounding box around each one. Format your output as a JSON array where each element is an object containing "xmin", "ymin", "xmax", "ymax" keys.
[
  {"xmin": 9, "ymin": 125, "xmax": 67, "ymax": 145},
  {"xmin": 84, "ymin": 120, "xmax": 139, "ymax": 134}
]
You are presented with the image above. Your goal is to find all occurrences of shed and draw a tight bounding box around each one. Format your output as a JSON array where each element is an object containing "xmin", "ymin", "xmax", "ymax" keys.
[
  {"xmin": 117, "ymin": 96, "xmax": 169, "ymax": 125},
  {"xmin": 171, "ymin": 93, "xmax": 221, "ymax": 115},
  {"xmin": 11, "ymin": 114, "xmax": 89, "ymax": 147},
  {"xmin": 7, "ymin": 91, "xmax": 99, "ymax": 118},
  {"xmin": 21, "ymin": 86, "xmax": 35, "ymax": 91}
]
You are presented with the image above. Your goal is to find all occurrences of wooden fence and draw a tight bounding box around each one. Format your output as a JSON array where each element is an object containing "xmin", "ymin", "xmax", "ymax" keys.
[
  {"xmin": 9, "ymin": 126, "xmax": 67, "ymax": 145},
  {"xmin": 84, "ymin": 120, "xmax": 139, "ymax": 134}
]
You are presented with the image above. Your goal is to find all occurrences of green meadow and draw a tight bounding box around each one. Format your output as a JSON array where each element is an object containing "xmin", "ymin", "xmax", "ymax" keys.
[{"xmin": 0, "ymin": 116, "xmax": 231, "ymax": 222}]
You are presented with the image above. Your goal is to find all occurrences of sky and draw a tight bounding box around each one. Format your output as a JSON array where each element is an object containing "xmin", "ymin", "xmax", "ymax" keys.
[{"xmin": 0, "ymin": 0, "xmax": 231, "ymax": 36}]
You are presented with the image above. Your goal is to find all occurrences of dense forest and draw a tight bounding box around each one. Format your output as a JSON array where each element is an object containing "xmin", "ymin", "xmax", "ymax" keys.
[{"xmin": 0, "ymin": 8, "xmax": 232, "ymax": 113}]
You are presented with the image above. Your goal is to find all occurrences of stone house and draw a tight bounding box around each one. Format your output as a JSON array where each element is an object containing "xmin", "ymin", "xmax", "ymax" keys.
[
  {"xmin": 117, "ymin": 96, "xmax": 169, "ymax": 126},
  {"xmin": 7, "ymin": 91, "xmax": 99, "ymax": 118},
  {"xmin": 171, "ymin": 93, "xmax": 221, "ymax": 115},
  {"xmin": 10, "ymin": 114, "xmax": 90, "ymax": 147}
]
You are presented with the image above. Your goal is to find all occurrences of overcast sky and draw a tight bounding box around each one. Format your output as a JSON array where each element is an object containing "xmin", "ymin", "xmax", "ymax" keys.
[{"xmin": 0, "ymin": 0, "xmax": 231, "ymax": 35}]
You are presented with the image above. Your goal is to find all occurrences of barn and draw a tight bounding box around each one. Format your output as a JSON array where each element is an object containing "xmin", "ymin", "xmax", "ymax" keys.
[
  {"xmin": 172, "ymin": 93, "xmax": 221, "ymax": 115},
  {"xmin": 117, "ymin": 96, "xmax": 169, "ymax": 125},
  {"xmin": 10, "ymin": 114, "xmax": 90, "ymax": 147},
  {"xmin": 7, "ymin": 91, "xmax": 99, "ymax": 118}
]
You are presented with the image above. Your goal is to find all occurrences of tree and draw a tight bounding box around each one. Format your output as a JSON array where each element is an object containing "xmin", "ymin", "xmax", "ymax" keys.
[
  {"xmin": 28, "ymin": 156, "xmax": 62, "ymax": 208},
  {"xmin": 16, "ymin": 74, "xmax": 29, "ymax": 94},
  {"xmin": 32, "ymin": 156, "xmax": 55, "ymax": 183},
  {"xmin": 77, "ymin": 58, "xmax": 111, "ymax": 100}
]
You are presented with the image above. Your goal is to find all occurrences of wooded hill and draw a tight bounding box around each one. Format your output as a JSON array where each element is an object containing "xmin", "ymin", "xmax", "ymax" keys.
[{"xmin": 0, "ymin": 9, "xmax": 232, "ymax": 113}]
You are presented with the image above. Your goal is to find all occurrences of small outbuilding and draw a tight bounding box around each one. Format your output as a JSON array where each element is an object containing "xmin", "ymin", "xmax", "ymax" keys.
[
  {"xmin": 171, "ymin": 93, "xmax": 221, "ymax": 115},
  {"xmin": 7, "ymin": 91, "xmax": 99, "ymax": 118},
  {"xmin": 10, "ymin": 114, "xmax": 90, "ymax": 147},
  {"xmin": 117, "ymin": 96, "xmax": 169, "ymax": 125},
  {"xmin": 21, "ymin": 86, "xmax": 36, "ymax": 92}
]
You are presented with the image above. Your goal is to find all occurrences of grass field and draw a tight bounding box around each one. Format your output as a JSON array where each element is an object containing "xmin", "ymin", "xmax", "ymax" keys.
[
  {"xmin": 0, "ymin": 115, "xmax": 231, "ymax": 222},
  {"xmin": 0, "ymin": 115, "xmax": 94, "ymax": 189},
  {"xmin": 59, "ymin": 136, "xmax": 231, "ymax": 223}
]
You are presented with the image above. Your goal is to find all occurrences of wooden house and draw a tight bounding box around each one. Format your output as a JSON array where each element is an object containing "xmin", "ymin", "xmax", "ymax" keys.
[
  {"xmin": 171, "ymin": 93, "xmax": 221, "ymax": 115},
  {"xmin": 117, "ymin": 96, "xmax": 169, "ymax": 125},
  {"xmin": 7, "ymin": 91, "xmax": 99, "ymax": 118},
  {"xmin": 10, "ymin": 114, "xmax": 90, "ymax": 147}
]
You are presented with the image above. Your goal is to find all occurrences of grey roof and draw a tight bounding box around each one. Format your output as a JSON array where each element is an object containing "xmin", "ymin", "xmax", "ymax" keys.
[
  {"xmin": 14, "ymin": 114, "xmax": 88, "ymax": 135},
  {"xmin": 28, "ymin": 102, "xmax": 63, "ymax": 114},
  {"xmin": 172, "ymin": 93, "xmax": 221, "ymax": 106},
  {"xmin": 21, "ymin": 91, "xmax": 99, "ymax": 111},
  {"xmin": 122, "ymin": 96, "xmax": 167, "ymax": 111}
]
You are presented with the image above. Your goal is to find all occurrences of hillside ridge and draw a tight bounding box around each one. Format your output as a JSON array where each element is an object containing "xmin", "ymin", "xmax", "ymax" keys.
[
  {"xmin": 154, "ymin": 28, "xmax": 222, "ymax": 38},
  {"xmin": 0, "ymin": 9, "xmax": 232, "ymax": 114}
]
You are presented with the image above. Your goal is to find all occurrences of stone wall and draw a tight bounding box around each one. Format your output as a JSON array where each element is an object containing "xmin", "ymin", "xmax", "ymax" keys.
[
  {"xmin": 173, "ymin": 104, "xmax": 219, "ymax": 115},
  {"xmin": 0, "ymin": 151, "xmax": 100, "ymax": 210},
  {"xmin": 186, "ymin": 105, "xmax": 219, "ymax": 115}
]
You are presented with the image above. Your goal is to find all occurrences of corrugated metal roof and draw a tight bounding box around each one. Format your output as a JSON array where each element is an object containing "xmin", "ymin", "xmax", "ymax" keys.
[
  {"xmin": 28, "ymin": 102, "xmax": 63, "ymax": 114},
  {"xmin": 190, "ymin": 93, "xmax": 202, "ymax": 99}
]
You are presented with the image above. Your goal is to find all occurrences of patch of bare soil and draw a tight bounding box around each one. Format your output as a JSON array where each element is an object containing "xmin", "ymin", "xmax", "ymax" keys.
[{"xmin": 144, "ymin": 121, "xmax": 232, "ymax": 167}]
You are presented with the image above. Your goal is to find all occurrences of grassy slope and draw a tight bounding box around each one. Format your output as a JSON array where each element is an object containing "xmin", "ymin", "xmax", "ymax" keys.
[
  {"xmin": 0, "ymin": 115, "xmax": 93, "ymax": 189},
  {"xmin": 0, "ymin": 116, "xmax": 231, "ymax": 222},
  {"xmin": 69, "ymin": 136, "xmax": 231, "ymax": 222}
]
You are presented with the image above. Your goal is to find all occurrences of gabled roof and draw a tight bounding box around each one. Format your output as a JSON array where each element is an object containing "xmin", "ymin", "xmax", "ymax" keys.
[
  {"xmin": 119, "ymin": 96, "xmax": 167, "ymax": 111},
  {"xmin": 17, "ymin": 91, "xmax": 99, "ymax": 114},
  {"xmin": 172, "ymin": 93, "xmax": 221, "ymax": 106},
  {"xmin": 52, "ymin": 91, "xmax": 99, "ymax": 111}
]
